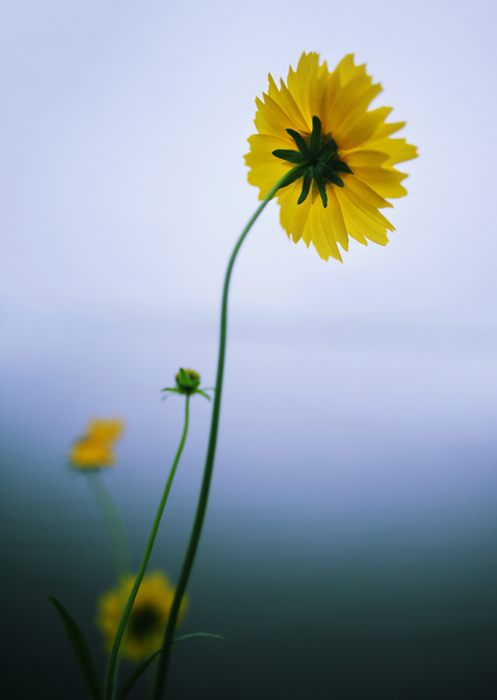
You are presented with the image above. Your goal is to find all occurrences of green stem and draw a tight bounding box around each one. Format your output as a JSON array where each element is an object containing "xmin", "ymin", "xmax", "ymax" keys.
[
  {"xmin": 85, "ymin": 470, "xmax": 130, "ymax": 579},
  {"xmin": 105, "ymin": 395, "xmax": 191, "ymax": 700},
  {"xmin": 152, "ymin": 166, "xmax": 302, "ymax": 700}
]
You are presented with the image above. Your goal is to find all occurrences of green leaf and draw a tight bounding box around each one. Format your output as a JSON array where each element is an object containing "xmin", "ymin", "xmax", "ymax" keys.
[
  {"xmin": 116, "ymin": 650, "xmax": 161, "ymax": 700},
  {"xmin": 173, "ymin": 632, "xmax": 225, "ymax": 644},
  {"xmin": 272, "ymin": 149, "xmax": 305, "ymax": 164},
  {"xmin": 286, "ymin": 128, "xmax": 310, "ymax": 157},
  {"xmin": 48, "ymin": 596, "xmax": 103, "ymax": 700}
]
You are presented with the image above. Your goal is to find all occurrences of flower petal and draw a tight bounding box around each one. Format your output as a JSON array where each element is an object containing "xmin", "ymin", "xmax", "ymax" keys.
[{"xmin": 351, "ymin": 166, "xmax": 408, "ymax": 198}]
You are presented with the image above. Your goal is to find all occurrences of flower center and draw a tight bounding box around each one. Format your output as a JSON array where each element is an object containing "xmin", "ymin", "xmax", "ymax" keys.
[
  {"xmin": 272, "ymin": 115, "xmax": 353, "ymax": 208},
  {"xmin": 130, "ymin": 603, "xmax": 161, "ymax": 640}
]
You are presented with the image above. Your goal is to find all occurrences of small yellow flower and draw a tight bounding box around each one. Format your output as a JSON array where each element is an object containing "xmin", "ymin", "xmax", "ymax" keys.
[
  {"xmin": 87, "ymin": 419, "xmax": 124, "ymax": 444},
  {"xmin": 244, "ymin": 52, "xmax": 417, "ymax": 262},
  {"xmin": 69, "ymin": 437, "xmax": 116, "ymax": 467},
  {"xmin": 69, "ymin": 418, "xmax": 124, "ymax": 469},
  {"xmin": 95, "ymin": 571, "xmax": 188, "ymax": 661}
]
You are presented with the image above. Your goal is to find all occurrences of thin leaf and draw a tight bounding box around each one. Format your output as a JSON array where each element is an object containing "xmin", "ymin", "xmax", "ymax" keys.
[
  {"xmin": 48, "ymin": 596, "xmax": 103, "ymax": 700},
  {"xmin": 173, "ymin": 632, "xmax": 225, "ymax": 644},
  {"xmin": 116, "ymin": 650, "xmax": 161, "ymax": 700}
]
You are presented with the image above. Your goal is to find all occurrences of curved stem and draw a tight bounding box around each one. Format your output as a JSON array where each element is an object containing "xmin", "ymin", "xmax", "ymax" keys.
[
  {"xmin": 105, "ymin": 395, "xmax": 191, "ymax": 700},
  {"xmin": 85, "ymin": 470, "xmax": 130, "ymax": 579},
  {"xmin": 153, "ymin": 166, "xmax": 302, "ymax": 699}
]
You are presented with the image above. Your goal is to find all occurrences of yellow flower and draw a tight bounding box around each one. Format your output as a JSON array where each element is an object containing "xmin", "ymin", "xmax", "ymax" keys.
[
  {"xmin": 87, "ymin": 419, "xmax": 124, "ymax": 444},
  {"xmin": 69, "ymin": 418, "xmax": 124, "ymax": 469},
  {"xmin": 95, "ymin": 571, "xmax": 188, "ymax": 661},
  {"xmin": 69, "ymin": 437, "xmax": 116, "ymax": 467},
  {"xmin": 244, "ymin": 52, "xmax": 417, "ymax": 262}
]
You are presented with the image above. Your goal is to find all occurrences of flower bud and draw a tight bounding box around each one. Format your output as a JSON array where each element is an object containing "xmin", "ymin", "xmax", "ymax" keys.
[{"xmin": 175, "ymin": 368, "xmax": 201, "ymax": 395}]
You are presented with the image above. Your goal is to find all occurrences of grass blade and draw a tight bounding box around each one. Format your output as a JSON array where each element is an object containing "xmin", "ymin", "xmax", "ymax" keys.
[
  {"xmin": 116, "ymin": 651, "xmax": 161, "ymax": 700},
  {"xmin": 48, "ymin": 596, "xmax": 103, "ymax": 700}
]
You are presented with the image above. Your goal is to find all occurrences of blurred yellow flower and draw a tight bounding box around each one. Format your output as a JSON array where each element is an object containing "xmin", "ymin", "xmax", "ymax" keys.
[
  {"xmin": 69, "ymin": 418, "xmax": 124, "ymax": 469},
  {"xmin": 96, "ymin": 571, "xmax": 188, "ymax": 661},
  {"xmin": 87, "ymin": 419, "xmax": 124, "ymax": 444},
  {"xmin": 244, "ymin": 52, "xmax": 417, "ymax": 262}
]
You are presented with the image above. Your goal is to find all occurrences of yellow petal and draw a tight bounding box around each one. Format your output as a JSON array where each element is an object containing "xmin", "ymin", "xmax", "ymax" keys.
[
  {"xmin": 367, "ymin": 120, "xmax": 406, "ymax": 140},
  {"xmin": 317, "ymin": 200, "xmax": 343, "ymax": 261},
  {"xmin": 88, "ymin": 418, "xmax": 124, "ymax": 443},
  {"xmin": 260, "ymin": 92, "xmax": 302, "ymax": 135},
  {"xmin": 254, "ymin": 97, "xmax": 286, "ymax": 138},
  {"xmin": 343, "ymin": 176, "xmax": 393, "ymax": 210},
  {"xmin": 337, "ymin": 107, "xmax": 393, "ymax": 150},
  {"xmin": 340, "ymin": 185, "xmax": 395, "ymax": 231},
  {"xmin": 336, "ymin": 188, "xmax": 389, "ymax": 245},
  {"xmin": 278, "ymin": 181, "xmax": 312, "ymax": 244},
  {"xmin": 246, "ymin": 133, "xmax": 295, "ymax": 153},
  {"xmin": 324, "ymin": 187, "xmax": 349, "ymax": 250},
  {"xmin": 369, "ymin": 138, "xmax": 418, "ymax": 165},
  {"xmin": 350, "ymin": 166, "xmax": 408, "ymax": 199},
  {"xmin": 342, "ymin": 150, "xmax": 389, "ymax": 167},
  {"xmin": 267, "ymin": 73, "xmax": 309, "ymax": 133}
]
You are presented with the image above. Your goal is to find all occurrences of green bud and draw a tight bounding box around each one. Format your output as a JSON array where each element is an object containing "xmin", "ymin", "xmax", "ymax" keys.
[{"xmin": 175, "ymin": 368, "xmax": 201, "ymax": 395}]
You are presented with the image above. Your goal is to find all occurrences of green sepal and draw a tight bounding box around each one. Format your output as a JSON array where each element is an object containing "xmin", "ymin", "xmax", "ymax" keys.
[
  {"xmin": 317, "ymin": 138, "xmax": 338, "ymax": 162},
  {"xmin": 116, "ymin": 650, "xmax": 161, "ymax": 700},
  {"xmin": 309, "ymin": 115, "xmax": 322, "ymax": 154},
  {"xmin": 326, "ymin": 159, "xmax": 353, "ymax": 174},
  {"xmin": 272, "ymin": 149, "xmax": 305, "ymax": 164},
  {"xmin": 280, "ymin": 164, "xmax": 308, "ymax": 187},
  {"xmin": 314, "ymin": 171, "xmax": 328, "ymax": 208},
  {"xmin": 173, "ymin": 632, "xmax": 224, "ymax": 644},
  {"xmin": 178, "ymin": 368, "xmax": 201, "ymax": 392},
  {"xmin": 161, "ymin": 387, "xmax": 181, "ymax": 400},
  {"xmin": 320, "ymin": 165, "xmax": 345, "ymax": 187},
  {"xmin": 195, "ymin": 390, "xmax": 212, "ymax": 400},
  {"xmin": 297, "ymin": 169, "xmax": 313, "ymax": 205},
  {"xmin": 286, "ymin": 128, "xmax": 310, "ymax": 156},
  {"xmin": 48, "ymin": 596, "xmax": 103, "ymax": 700}
]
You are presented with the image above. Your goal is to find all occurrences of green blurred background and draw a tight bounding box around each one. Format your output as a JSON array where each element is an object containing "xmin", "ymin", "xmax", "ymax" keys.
[{"xmin": 2, "ymin": 309, "xmax": 497, "ymax": 698}]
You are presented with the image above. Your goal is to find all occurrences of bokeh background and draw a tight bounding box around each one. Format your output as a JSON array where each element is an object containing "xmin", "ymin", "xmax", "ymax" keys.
[{"xmin": 1, "ymin": 1, "xmax": 497, "ymax": 698}]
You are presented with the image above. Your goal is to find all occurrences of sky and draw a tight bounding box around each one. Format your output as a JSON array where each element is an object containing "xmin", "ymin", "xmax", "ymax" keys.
[
  {"xmin": 1, "ymin": 0, "xmax": 496, "ymax": 502},
  {"xmin": 1, "ymin": 0, "xmax": 496, "ymax": 321}
]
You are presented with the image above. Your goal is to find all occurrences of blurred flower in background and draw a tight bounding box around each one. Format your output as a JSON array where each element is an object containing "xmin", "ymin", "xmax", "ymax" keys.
[
  {"xmin": 96, "ymin": 571, "xmax": 188, "ymax": 661},
  {"xmin": 69, "ymin": 418, "xmax": 124, "ymax": 469}
]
